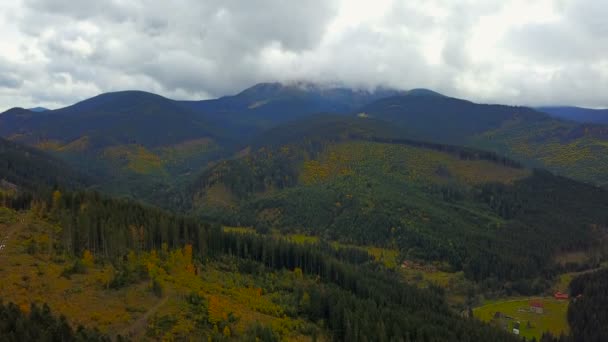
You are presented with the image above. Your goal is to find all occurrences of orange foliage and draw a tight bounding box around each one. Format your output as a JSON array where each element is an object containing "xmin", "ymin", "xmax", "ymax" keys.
[
  {"xmin": 82, "ymin": 249, "xmax": 94, "ymax": 267},
  {"xmin": 208, "ymin": 295, "xmax": 226, "ymax": 324}
]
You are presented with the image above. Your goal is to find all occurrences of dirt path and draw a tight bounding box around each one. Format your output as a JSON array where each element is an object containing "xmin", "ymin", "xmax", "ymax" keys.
[{"xmin": 119, "ymin": 295, "xmax": 170, "ymax": 339}]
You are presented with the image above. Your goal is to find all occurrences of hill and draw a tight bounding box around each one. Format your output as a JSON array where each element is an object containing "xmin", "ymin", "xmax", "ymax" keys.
[
  {"xmin": 0, "ymin": 91, "xmax": 225, "ymax": 148},
  {"xmin": 358, "ymin": 93, "xmax": 608, "ymax": 187},
  {"xmin": 191, "ymin": 116, "xmax": 608, "ymax": 288},
  {"xmin": 0, "ymin": 91, "xmax": 233, "ymax": 207},
  {"xmin": 0, "ymin": 136, "xmax": 86, "ymax": 193},
  {"xmin": 0, "ymin": 85, "xmax": 404, "ymax": 208},
  {"xmin": 538, "ymin": 106, "xmax": 608, "ymax": 124}
]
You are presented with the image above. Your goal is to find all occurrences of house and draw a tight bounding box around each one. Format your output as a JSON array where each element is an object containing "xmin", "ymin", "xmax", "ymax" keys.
[
  {"xmin": 554, "ymin": 292, "xmax": 569, "ymax": 300},
  {"xmin": 529, "ymin": 300, "xmax": 544, "ymax": 314}
]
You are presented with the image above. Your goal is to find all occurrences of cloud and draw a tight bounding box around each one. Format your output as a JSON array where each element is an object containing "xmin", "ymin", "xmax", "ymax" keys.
[{"xmin": 0, "ymin": 0, "xmax": 607, "ymax": 111}]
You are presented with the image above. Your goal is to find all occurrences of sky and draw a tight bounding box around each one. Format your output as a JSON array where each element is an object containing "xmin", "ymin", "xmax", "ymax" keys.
[{"xmin": 0, "ymin": 0, "xmax": 607, "ymax": 111}]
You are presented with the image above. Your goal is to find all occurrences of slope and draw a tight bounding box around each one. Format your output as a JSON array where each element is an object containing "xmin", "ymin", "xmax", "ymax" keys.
[
  {"xmin": 0, "ymin": 91, "xmax": 231, "ymax": 207},
  {"xmin": 0, "ymin": 186, "xmax": 518, "ymax": 341},
  {"xmin": 0, "ymin": 136, "xmax": 86, "ymax": 192},
  {"xmin": 359, "ymin": 92, "xmax": 608, "ymax": 186},
  {"xmin": 191, "ymin": 116, "xmax": 608, "ymax": 286},
  {"xmin": 538, "ymin": 106, "xmax": 608, "ymax": 124},
  {"xmin": 180, "ymin": 82, "xmax": 405, "ymax": 131}
]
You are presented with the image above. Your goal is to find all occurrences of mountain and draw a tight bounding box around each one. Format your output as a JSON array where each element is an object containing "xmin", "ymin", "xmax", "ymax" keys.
[
  {"xmin": 358, "ymin": 92, "xmax": 608, "ymax": 186},
  {"xmin": 191, "ymin": 116, "xmax": 608, "ymax": 286},
  {"xmin": 0, "ymin": 85, "xmax": 405, "ymax": 207},
  {"xmin": 0, "ymin": 90, "xmax": 225, "ymax": 148},
  {"xmin": 538, "ymin": 106, "xmax": 608, "ymax": 124},
  {"xmin": 28, "ymin": 106, "xmax": 49, "ymax": 112},
  {"xmin": 357, "ymin": 93, "xmax": 548, "ymax": 144},
  {"xmin": 0, "ymin": 91, "xmax": 234, "ymax": 206},
  {"xmin": 180, "ymin": 82, "xmax": 405, "ymax": 130}
]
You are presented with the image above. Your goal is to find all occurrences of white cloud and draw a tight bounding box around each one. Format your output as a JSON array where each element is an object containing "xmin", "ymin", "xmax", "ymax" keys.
[{"xmin": 0, "ymin": 0, "xmax": 607, "ymax": 111}]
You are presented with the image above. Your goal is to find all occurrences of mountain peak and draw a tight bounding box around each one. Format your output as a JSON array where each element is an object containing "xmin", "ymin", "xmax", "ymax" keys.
[
  {"xmin": 405, "ymin": 88, "xmax": 445, "ymax": 97},
  {"xmin": 28, "ymin": 107, "xmax": 50, "ymax": 112},
  {"xmin": 0, "ymin": 107, "xmax": 33, "ymax": 116}
]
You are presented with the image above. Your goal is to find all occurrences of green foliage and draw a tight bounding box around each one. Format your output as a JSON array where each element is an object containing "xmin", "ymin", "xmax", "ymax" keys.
[
  {"xmin": 568, "ymin": 269, "xmax": 608, "ymax": 341},
  {"xmin": 0, "ymin": 302, "xmax": 110, "ymax": 341},
  {"xmin": 60, "ymin": 259, "xmax": 87, "ymax": 279},
  {"xmin": 242, "ymin": 322, "xmax": 280, "ymax": 342},
  {"xmin": 193, "ymin": 130, "xmax": 608, "ymax": 288},
  {"xmin": 0, "ymin": 137, "xmax": 86, "ymax": 192}
]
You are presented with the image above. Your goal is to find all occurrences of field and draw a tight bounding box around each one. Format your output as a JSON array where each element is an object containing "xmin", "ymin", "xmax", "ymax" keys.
[{"xmin": 474, "ymin": 297, "xmax": 569, "ymax": 340}]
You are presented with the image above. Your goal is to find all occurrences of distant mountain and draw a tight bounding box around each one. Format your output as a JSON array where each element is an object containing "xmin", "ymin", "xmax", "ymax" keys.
[
  {"xmin": 537, "ymin": 106, "xmax": 608, "ymax": 124},
  {"xmin": 358, "ymin": 92, "xmax": 608, "ymax": 186},
  {"xmin": 0, "ymin": 91, "xmax": 233, "ymax": 206},
  {"xmin": 28, "ymin": 107, "xmax": 49, "ymax": 112},
  {"xmin": 0, "ymin": 90, "xmax": 226, "ymax": 148},
  {"xmin": 403, "ymin": 88, "xmax": 445, "ymax": 97},
  {"xmin": 358, "ymin": 92, "xmax": 547, "ymax": 144},
  {"xmin": 180, "ymin": 82, "xmax": 405, "ymax": 130},
  {"xmin": 0, "ymin": 84, "xmax": 405, "ymax": 206}
]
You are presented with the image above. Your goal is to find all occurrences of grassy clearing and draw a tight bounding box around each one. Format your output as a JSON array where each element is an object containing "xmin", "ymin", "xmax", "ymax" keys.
[
  {"xmin": 474, "ymin": 297, "xmax": 569, "ymax": 340},
  {"xmin": 552, "ymin": 262, "xmax": 608, "ymax": 292}
]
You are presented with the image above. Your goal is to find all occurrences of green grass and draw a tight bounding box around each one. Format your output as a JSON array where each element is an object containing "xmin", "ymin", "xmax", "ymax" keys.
[
  {"xmin": 223, "ymin": 226, "xmax": 257, "ymax": 234},
  {"xmin": 474, "ymin": 297, "xmax": 569, "ymax": 340},
  {"xmin": 0, "ymin": 206, "xmax": 18, "ymax": 224}
]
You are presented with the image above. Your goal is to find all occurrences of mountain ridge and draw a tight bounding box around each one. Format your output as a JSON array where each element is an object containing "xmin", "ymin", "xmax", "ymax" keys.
[{"xmin": 538, "ymin": 106, "xmax": 608, "ymax": 124}]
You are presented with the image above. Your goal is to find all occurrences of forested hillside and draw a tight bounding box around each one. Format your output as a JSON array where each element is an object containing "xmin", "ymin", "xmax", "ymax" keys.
[
  {"xmin": 567, "ymin": 269, "xmax": 608, "ymax": 341},
  {"xmin": 0, "ymin": 92, "xmax": 232, "ymax": 207},
  {"xmin": 192, "ymin": 117, "xmax": 608, "ymax": 289},
  {"xmin": 0, "ymin": 186, "xmax": 519, "ymax": 341},
  {"xmin": 359, "ymin": 93, "xmax": 608, "ymax": 187},
  {"xmin": 0, "ymin": 137, "xmax": 86, "ymax": 192}
]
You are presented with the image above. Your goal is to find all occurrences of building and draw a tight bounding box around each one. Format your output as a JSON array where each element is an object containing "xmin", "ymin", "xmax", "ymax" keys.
[
  {"xmin": 529, "ymin": 300, "xmax": 544, "ymax": 314},
  {"xmin": 554, "ymin": 292, "xmax": 569, "ymax": 300}
]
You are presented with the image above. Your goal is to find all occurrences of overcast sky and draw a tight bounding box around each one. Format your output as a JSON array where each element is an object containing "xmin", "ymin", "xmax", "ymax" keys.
[{"xmin": 0, "ymin": 0, "xmax": 607, "ymax": 111}]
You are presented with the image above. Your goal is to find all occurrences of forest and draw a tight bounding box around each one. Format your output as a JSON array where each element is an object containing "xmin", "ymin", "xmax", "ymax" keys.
[
  {"xmin": 1, "ymin": 111, "xmax": 607, "ymax": 340},
  {"xmin": 0, "ymin": 187, "xmax": 522, "ymax": 341},
  {"xmin": 191, "ymin": 128, "xmax": 608, "ymax": 291},
  {"xmin": 567, "ymin": 269, "xmax": 608, "ymax": 341}
]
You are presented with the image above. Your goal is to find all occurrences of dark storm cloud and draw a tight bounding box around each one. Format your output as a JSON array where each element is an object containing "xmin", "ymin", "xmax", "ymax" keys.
[{"xmin": 0, "ymin": 0, "xmax": 607, "ymax": 110}]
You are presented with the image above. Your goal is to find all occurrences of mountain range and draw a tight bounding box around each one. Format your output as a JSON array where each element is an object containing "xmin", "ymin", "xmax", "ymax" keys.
[
  {"xmin": 1, "ymin": 82, "xmax": 608, "ymax": 202},
  {"xmin": 538, "ymin": 106, "xmax": 608, "ymax": 124},
  {"xmin": 2, "ymin": 81, "xmax": 608, "ymax": 340}
]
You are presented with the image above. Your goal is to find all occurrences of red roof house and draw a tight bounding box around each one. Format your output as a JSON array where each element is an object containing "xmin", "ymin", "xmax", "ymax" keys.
[
  {"xmin": 529, "ymin": 300, "xmax": 544, "ymax": 314},
  {"xmin": 554, "ymin": 292, "xmax": 569, "ymax": 300}
]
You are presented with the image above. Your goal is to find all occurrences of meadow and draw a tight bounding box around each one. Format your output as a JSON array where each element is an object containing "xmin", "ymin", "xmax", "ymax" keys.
[{"xmin": 474, "ymin": 297, "xmax": 569, "ymax": 340}]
